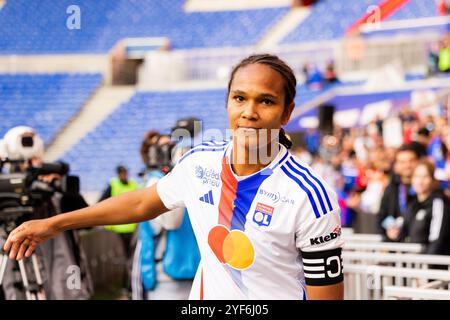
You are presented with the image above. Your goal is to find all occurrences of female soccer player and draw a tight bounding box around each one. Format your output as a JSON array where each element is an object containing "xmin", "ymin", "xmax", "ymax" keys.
[{"xmin": 3, "ymin": 54, "xmax": 344, "ymax": 300}]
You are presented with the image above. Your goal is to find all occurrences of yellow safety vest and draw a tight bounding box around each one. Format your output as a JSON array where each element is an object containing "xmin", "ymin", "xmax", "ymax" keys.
[
  {"xmin": 438, "ymin": 47, "xmax": 450, "ymax": 72},
  {"xmin": 105, "ymin": 177, "xmax": 138, "ymax": 234}
]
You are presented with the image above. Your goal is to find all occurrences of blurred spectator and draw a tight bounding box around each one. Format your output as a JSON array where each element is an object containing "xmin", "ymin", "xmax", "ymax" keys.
[
  {"xmin": 304, "ymin": 63, "xmax": 324, "ymax": 90},
  {"xmin": 301, "ymin": 63, "xmax": 310, "ymax": 84},
  {"xmin": 304, "ymin": 128, "xmax": 321, "ymax": 156},
  {"xmin": 311, "ymin": 154, "xmax": 343, "ymax": 193},
  {"xmin": 404, "ymin": 160, "xmax": 450, "ymax": 255},
  {"xmin": 438, "ymin": 34, "xmax": 450, "ymax": 73},
  {"xmin": 341, "ymin": 150, "xmax": 360, "ymax": 193},
  {"xmin": 410, "ymin": 127, "xmax": 431, "ymax": 158},
  {"xmin": 353, "ymin": 128, "xmax": 372, "ymax": 164},
  {"xmin": 399, "ymin": 106, "xmax": 418, "ymax": 124},
  {"xmin": 319, "ymin": 134, "xmax": 341, "ymax": 163},
  {"xmin": 100, "ymin": 165, "xmax": 138, "ymax": 297},
  {"xmin": 375, "ymin": 116, "xmax": 384, "ymax": 136},
  {"xmin": 378, "ymin": 144, "xmax": 419, "ymax": 241},
  {"xmin": 360, "ymin": 161, "xmax": 390, "ymax": 213},
  {"xmin": 324, "ymin": 60, "xmax": 338, "ymax": 83},
  {"xmin": 292, "ymin": 145, "xmax": 313, "ymax": 166},
  {"xmin": 427, "ymin": 42, "xmax": 441, "ymax": 76},
  {"xmin": 427, "ymin": 122, "xmax": 449, "ymax": 188},
  {"xmin": 344, "ymin": 143, "xmax": 391, "ymax": 227}
]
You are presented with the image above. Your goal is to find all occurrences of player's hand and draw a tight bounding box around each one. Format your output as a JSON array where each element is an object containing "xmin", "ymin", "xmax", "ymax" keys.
[{"xmin": 2, "ymin": 219, "xmax": 60, "ymax": 260}]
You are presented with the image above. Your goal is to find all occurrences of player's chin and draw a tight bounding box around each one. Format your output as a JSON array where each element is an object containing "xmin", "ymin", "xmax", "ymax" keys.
[
  {"xmin": 234, "ymin": 134, "xmax": 257, "ymax": 149},
  {"xmin": 236, "ymin": 136, "xmax": 274, "ymax": 152}
]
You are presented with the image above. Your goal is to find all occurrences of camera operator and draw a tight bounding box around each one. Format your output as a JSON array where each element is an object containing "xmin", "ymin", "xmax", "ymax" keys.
[
  {"xmin": 0, "ymin": 126, "xmax": 92, "ymax": 300},
  {"xmin": 130, "ymin": 126, "xmax": 200, "ymax": 300}
]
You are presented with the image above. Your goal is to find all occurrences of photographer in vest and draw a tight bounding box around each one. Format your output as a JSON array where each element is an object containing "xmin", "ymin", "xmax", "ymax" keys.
[{"xmin": 99, "ymin": 165, "xmax": 138, "ymax": 297}]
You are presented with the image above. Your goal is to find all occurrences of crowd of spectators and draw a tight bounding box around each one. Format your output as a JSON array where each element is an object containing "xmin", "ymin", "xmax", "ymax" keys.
[{"xmin": 294, "ymin": 96, "xmax": 450, "ymax": 254}]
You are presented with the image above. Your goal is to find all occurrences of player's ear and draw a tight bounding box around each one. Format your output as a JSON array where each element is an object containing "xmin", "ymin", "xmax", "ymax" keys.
[{"xmin": 281, "ymin": 102, "xmax": 295, "ymax": 126}]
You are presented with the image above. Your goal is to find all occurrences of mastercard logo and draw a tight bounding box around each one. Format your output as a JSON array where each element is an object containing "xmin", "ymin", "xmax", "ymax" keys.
[{"xmin": 208, "ymin": 225, "xmax": 255, "ymax": 270}]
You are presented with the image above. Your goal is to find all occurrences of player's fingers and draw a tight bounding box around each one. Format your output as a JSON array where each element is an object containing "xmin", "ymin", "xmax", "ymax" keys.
[
  {"xmin": 5, "ymin": 224, "xmax": 31, "ymax": 250},
  {"xmin": 25, "ymin": 242, "xmax": 38, "ymax": 258},
  {"xmin": 3, "ymin": 228, "xmax": 20, "ymax": 252},
  {"xmin": 16, "ymin": 239, "xmax": 31, "ymax": 261},
  {"xmin": 8, "ymin": 240, "xmax": 22, "ymax": 260},
  {"xmin": 3, "ymin": 236, "xmax": 13, "ymax": 252}
]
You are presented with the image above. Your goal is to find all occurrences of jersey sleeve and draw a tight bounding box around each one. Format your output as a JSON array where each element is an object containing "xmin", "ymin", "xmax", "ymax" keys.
[
  {"xmin": 295, "ymin": 187, "xmax": 344, "ymax": 286},
  {"xmin": 156, "ymin": 157, "xmax": 190, "ymax": 210},
  {"xmin": 148, "ymin": 173, "xmax": 185, "ymax": 230}
]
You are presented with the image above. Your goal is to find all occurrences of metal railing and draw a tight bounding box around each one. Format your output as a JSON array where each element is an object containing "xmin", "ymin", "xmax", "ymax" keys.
[
  {"xmin": 343, "ymin": 242, "xmax": 423, "ymax": 253},
  {"xmin": 344, "ymin": 263, "xmax": 450, "ymax": 300},
  {"xmin": 344, "ymin": 251, "xmax": 450, "ymax": 268},
  {"xmin": 384, "ymin": 286, "xmax": 450, "ymax": 300},
  {"xmin": 342, "ymin": 234, "xmax": 382, "ymax": 243},
  {"xmin": 342, "ymin": 232, "xmax": 450, "ymax": 300}
]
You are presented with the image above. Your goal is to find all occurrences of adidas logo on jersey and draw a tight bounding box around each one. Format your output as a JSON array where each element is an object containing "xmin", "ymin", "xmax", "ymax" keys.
[{"xmin": 199, "ymin": 190, "xmax": 214, "ymax": 205}]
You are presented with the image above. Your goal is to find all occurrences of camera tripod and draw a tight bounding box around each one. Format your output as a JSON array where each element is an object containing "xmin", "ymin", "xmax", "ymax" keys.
[
  {"xmin": 0, "ymin": 207, "xmax": 46, "ymax": 300},
  {"xmin": 0, "ymin": 251, "xmax": 46, "ymax": 300}
]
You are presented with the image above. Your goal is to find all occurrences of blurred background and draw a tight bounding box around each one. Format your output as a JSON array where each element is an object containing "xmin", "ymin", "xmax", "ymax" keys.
[{"xmin": 0, "ymin": 0, "xmax": 449, "ymax": 300}]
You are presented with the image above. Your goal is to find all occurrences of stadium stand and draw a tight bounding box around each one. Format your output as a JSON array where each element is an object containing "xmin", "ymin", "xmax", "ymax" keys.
[
  {"xmin": 386, "ymin": 0, "xmax": 438, "ymax": 21},
  {"xmin": 0, "ymin": 0, "xmax": 289, "ymax": 53},
  {"xmin": 0, "ymin": 73, "xmax": 102, "ymax": 145},
  {"xmin": 281, "ymin": 0, "xmax": 440, "ymax": 44},
  {"xmin": 281, "ymin": 0, "xmax": 379, "ymax": 43}
]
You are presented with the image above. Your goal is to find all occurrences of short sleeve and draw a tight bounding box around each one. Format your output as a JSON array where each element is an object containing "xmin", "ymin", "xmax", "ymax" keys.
[
  {"xmin": 295, "ymin": 188, "xmax": 344, "ymax": 286},
  {"xmin": 156, "ymin": 158, "xmax": 189, "ymax": 210},
  {"xmin": 296, "ymin": 207, "xmax": 343, "ymax": 252}
]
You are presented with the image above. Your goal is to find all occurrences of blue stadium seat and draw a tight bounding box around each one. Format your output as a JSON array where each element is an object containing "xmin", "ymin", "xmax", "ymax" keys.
[
  {"xmin": 0, "ymin": 0, "xmax": 289, "ymax": 53},
  {"xmin": 281, "ymin": 0, "xmax": 439, "ymax": 44},
  {"xmin": 281, "ymin": 0, "xmax": 376, "ymax": 44},
  {"xmin": 386, "ymin": 0, "xmax": 437, "ymax": 21},
  {"xmin": 0, "ymin": 73, "xmax": 102, "ymax": 144}
]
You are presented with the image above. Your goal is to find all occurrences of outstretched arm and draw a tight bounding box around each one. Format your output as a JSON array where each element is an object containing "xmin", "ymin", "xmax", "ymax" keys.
[{"xmin": 3, "ymin": 184, "xmax": 168, "ymax": 260}]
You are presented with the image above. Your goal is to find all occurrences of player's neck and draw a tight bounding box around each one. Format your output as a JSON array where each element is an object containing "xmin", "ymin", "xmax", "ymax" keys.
[{"xmin": 230, "ymin": 141, "xmax": 279, "ymax": 176}]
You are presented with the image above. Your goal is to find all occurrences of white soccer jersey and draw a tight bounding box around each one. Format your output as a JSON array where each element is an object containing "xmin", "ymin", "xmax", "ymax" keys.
[{"xmin": 157, "ymin": 140, "xmax": 344, "ymax": 300}]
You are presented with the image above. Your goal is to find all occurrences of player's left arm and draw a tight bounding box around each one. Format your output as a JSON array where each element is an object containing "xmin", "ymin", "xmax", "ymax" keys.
[
  {"xmin": 306, "ymin": 282, "xmax": 343, "ymax": 300},
  {"xmin": 290, "ymin": 164, "xmax": 346, "ymax": 300},
  {"xmin": 300, "ymin": 245, "xmax": 344, "ymax": 300},
  {"xmin": 296, "ymin": 188, "xmax": 345, "ymax": 300}
]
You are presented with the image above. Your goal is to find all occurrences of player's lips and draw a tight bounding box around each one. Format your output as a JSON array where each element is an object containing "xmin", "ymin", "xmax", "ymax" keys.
[{"xmin": 237, "ymin": 126, "xmax": 261, "ymax": 132}]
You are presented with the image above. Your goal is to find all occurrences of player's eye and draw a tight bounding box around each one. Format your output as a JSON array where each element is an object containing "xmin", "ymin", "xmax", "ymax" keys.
[
  {"xmin": 234, "ymin": 95, "xmax": 245, "ymax": 102},
  {"xmin": 261, "ymin": 98, "xmax": 274, "ymax": 105}
]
